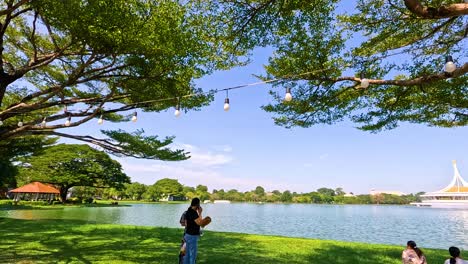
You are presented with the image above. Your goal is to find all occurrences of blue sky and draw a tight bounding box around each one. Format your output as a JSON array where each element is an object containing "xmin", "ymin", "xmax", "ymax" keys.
[
  {"xmin": 60, "ymin": 43, "xmax": 468, "ymax": 195},
  {"xmin": 57, "ymin": 0, "xmax": 468, "ymax": 195}
]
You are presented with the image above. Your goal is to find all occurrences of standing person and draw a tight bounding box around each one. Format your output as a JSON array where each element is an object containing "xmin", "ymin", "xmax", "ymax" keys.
[
  {"xmin": 178, "ymin": 210, "xmax": 187, "ymax": 264},
  {"xmin": 444, "ymin": 247, "xmax": 468, "ymax": 264},
  {"xmin": 184, "ymin": 198, "xmax": 203, "ymax": 264},
  {"xmin": 402, "ymin": 241, "xmax": 427, "ymax": 264}
]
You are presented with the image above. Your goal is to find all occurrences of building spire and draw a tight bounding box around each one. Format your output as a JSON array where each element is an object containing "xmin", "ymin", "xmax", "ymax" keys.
[{"xmin": 438, "ymin": 160, "xmax": 468, "ymax": 192}]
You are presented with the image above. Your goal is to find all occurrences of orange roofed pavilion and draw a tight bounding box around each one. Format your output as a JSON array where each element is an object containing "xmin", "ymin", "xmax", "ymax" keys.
[{"xmin": 9, "ymin": 182, "xmax": 60, "ymax": 202}]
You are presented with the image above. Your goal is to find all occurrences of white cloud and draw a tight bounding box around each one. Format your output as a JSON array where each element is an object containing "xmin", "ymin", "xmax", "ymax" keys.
[
  {"xmin": 212, "ymin": 145, "xmax": 233, "ymax": 152},
  {"xmin": 189, "ymin": 152, "xmax": 233, "ymax": 166},
  {"xmin": 170, "ymin": 143, "xmax": 233, "ymax": 167},
  {"xmin": 319, "ymin": 153, "xmax": 329, "ymax": 160},
  {"xmin": 118, "ymin": 143, "xmax": 304, "ymax": 192},
  {"xmin": 120, "ymin": 161, "xmax": 303, "ymax": 192}
]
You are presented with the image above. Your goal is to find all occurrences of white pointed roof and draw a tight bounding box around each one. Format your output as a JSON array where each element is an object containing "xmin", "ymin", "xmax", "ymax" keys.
[{"xmin": 434, "ymin": 160, "xmax": 468, "ymax": 193}]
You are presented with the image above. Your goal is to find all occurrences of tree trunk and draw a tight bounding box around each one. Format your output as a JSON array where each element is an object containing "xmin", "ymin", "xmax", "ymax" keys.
[
  {"xmin": 0, "ymin": 80, "xmax": 7, "ymax": 108},
  {"xmin": 60, "ymin": 186, "xmax": 69, "ymax": 202}
]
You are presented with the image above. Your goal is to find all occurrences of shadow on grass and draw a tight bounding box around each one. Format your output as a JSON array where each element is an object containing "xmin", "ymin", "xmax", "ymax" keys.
[{"xmin": 0, "ymin": 218, "xmax": 447, "ymax": 264}]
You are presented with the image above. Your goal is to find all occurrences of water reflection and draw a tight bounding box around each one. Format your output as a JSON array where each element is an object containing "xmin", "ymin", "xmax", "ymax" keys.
[{"xmin": 1, "ymin": 203, "xmax": 466, "ymax": 249}]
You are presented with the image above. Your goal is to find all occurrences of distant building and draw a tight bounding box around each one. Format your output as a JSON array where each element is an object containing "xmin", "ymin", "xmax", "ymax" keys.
[
  {"xmin": 370, "ymin": 189, "xmax": 405, "ymax": 196},
  {"xmin": 344, "ymin": 193, "xmax": 355, "ymax": 197},
  {"xmin": 412, "ymin": 160, "xmax": 468, "ymax": 208},
  {"xmin": 159, "ymin": 195, "xmax": 187, "ymax": 202},
  {"xmin": 213, "ymin": 200, "xmax": 231, "ymax": 204}
]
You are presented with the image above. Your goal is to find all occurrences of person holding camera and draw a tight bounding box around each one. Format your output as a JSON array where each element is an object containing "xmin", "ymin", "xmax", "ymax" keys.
[{"xmin": 183, "ymin": 198, "xmax": 211, "ymax": 264}]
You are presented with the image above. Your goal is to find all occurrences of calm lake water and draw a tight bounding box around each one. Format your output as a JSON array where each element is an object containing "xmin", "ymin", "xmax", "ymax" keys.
[{"xmin": 1, "ymin": 203, "xmax": 467, "ymax": 249}]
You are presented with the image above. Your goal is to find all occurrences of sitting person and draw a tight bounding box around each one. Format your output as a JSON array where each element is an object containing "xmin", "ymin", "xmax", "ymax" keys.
[
  {"xmin": 445, "ymin": 247, "xmax": 468, "ymax": 264},
  {"xmin": 402, "ymin": 240, "xmax": 427, "ymax": 264}
]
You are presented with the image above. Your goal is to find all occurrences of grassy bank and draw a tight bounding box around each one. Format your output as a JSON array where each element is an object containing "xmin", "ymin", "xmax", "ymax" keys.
[
  {"xmin": 0, "ymin": 200, "xmax": 128, "ymax": 210},
  {"xmin": 0, "ymin": 199, "xmax": 187, "ymax": 210},
  {"xmin": 0, "ymin": 218, "xmax": 447, "ymax": 264}
]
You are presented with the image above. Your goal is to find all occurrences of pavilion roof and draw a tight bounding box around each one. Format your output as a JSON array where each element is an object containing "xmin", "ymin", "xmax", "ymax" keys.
[
  {"xmin": 430, "ymin": 161, "xmax": 468, "ymax": 194},
  {"xmin": 9, "ymin": 182, "xmax": 60, "ymax": 194}
]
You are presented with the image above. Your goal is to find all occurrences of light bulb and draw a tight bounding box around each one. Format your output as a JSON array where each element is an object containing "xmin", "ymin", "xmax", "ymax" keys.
[
  {"xmin": 224, "ymin": 98, "xmax": 230, "ymax": 111},
  {"xmin": 41, "ymin": 118, "xmax": 47, "ymax": 127},
  {"xmin": 65, "ymin": 116, "xmax": 71, "ymax": 126},
  {"xmin": 360, "ymin": 78, "xmax": 370, "ymax": 89},
  {"xmin": 174, "ymin": 109, "xmax": 181, "ymax": 117},
  {"xmin": 17, "ymin": 121, "xmax": 23, "ymax": 127},
  {"xmin": 98, "ymin": 115, "xmax": 104, "ymax": 125},
  {"xmin": 0, "ymin": 119, "xmax": 3, "ymax": 126},
  {"xmin": 445, "ymin": 56, "xmax": 456, "ymax": 73},
  {"xmin": 284, "ymin": 88, "xmax": 293, "ymax": 102},
  {"xmin": 131, "ymin": 112, "xmax": 137, "ymax": 122}
]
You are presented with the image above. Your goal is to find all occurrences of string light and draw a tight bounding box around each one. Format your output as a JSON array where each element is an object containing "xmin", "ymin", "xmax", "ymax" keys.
[
  {"xmin": 224, "ymin": 90, "xmax": 230, "ymax": 111},
  {"xmin": 131, "ymin": 112, "xmax": 138, "ymax": 122},
  {"xmin": 2, "ymin": 67, "xmax": 344, "ymax": 125},
  {"xmin": 445, "ymin": 56, "xmax": 456, "ymax": 73},
  {"xmin": 41, "ymin": 117, "xmax": 47, "ymax": 127},
  {"xmin": 360, "ymin": 73, "xmax": 370, "ymax": 89},
  {"xmin": 174, "ymin": 99, "xmax": 181, "ymax": 117},
  {"xmin": 284, "ymin": 87, "xmax": 293, "ymax": 102},
  {"xmin": 65, "ymin": 115, "xmax": 71, "ymax": 126},
  {"xmin": 98, "ymin": 114, "xmax": 104, "ymax": 125},
  {"xmin": 17, "ymin": 120, "xmax": 23, "ymax": 127}
]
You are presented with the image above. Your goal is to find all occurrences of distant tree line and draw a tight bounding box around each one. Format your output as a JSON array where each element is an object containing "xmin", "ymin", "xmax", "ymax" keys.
[
  {"xmin": 1, "ymin": 142, "xmax": 424, "ymax": 205},
  {"xmin": 71, "ymin": 178, "xmax": 425, "ymax": 205}
]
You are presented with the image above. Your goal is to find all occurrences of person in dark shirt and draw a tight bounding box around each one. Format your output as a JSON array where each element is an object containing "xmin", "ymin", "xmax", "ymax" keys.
[{"xmin": 184, "ymin": 198, "xmax": 203, "ymax": 264}]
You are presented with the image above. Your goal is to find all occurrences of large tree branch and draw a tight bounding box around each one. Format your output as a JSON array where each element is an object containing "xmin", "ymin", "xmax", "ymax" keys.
[
  {"xmin": 26, "ymin": 131, "xmax": 145, "ymax": 159},
  {"xmin": 404, "ymin": 0, "xmax": 468, "ymax": 19},
  {"xmin": 0, "ymin": 0, "xmax": 29, "ymax": 17},
  {"xmin": 0, "ymin": 93, "xmax": 130, "ymax": 121},
  {"xmin": 0, "ymin": 94, "xmax": 112, "ymax": 139},
  {"xmin": 303, "ymin": 62, "xmax": 468, "ymax": 87}
]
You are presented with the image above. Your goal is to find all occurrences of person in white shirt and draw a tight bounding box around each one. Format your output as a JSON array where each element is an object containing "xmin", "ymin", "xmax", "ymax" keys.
[
  {"xmin": 402, "ymin": 240, "xmax": 427, "ymax": 264},
  {"xmin": 444, "ymin": 247, "xmax": 468, "ymax": 264}
]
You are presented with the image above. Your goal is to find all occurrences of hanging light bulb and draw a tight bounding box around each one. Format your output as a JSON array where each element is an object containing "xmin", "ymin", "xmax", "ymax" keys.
[
  {"xmin": 41, "ymin": 117, "xmax": 47, "ymax": 127},
  {"xmin": 65, "ymin": 115, "xmax": 71, "ymax": 126},
  {"xmin": 445, "ymin": 55, "xmax": 456, "ymax": 73},
  {"xmin": 98, "ymin": 115, "xmax": 104, "ymax": 125},
  {"xmin": 17, "ymin": 120, "xmax": 23, "ymax": 127},
  {"xmin": 284, "ymin": 87, "xmax": 293, "ymax": 102},
  {"xmin": 223, "ymin": 90, "xmax": 230, "ymax": 111},
  {"xmin": 131, "ymin": 111, "xmax": 138, "ymax": 122},
  {"xmin": 174, "ymin": 106, "xmax": 180, "ymax": 117},
  {"xmin": 360, "ymin": 73, "xmax": 370, "ymax": 89},
  {"xmin": 224, "ymin": 98, "xmax": 230, "ymax": 111},
  {"xmin": 174, "ymin": 99, "xmax": 181, "ymax": 117}
]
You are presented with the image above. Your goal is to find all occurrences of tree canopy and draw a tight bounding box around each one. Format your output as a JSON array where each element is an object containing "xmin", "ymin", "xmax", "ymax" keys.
[
  {"xmin": 0, "ymin": 135, "xmax": 56, "ymax": 191},
  {"xmin": 17, "ymin": 144, "xmax": 130, "ymax": 201},
  {"xmin": 152, "ymin": 178, "xmax": 184, "ymax": 199},
  {"xmin": 1, "ymin": 0, "xmax": 466, "ymax": 160},
  {"xmin": 0, "ymin": 0, "xmax": 247, "ymax": 158},
  {"xmin": 217, "ymin": 0, "xmax": 467, "ymax": 131}
]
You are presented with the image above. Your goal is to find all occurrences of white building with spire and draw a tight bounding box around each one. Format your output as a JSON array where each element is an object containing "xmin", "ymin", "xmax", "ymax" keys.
[{"xmin": 412, "ymin": 160, "xmax": 468, "ymax": 208}]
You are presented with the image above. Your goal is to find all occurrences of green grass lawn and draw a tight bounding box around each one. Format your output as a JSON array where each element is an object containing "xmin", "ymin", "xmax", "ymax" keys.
[{"xmin": 0, "ymin": 217, "xmax": 447, "ymax": 264}]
